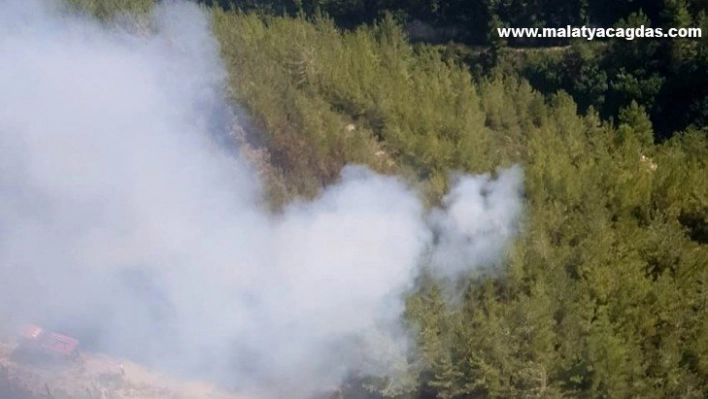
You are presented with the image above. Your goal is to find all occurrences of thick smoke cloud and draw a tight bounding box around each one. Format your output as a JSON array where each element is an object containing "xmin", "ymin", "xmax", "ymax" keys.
[
  {"xmin": 0, "ymin": 0, "xmax": 524, "ymax": 397},
  {"xmin": 429, "ymin": 167, "xmax": 524, "ymax": 280}
]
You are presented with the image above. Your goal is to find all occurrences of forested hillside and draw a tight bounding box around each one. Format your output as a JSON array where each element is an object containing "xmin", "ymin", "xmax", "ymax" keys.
[
  {"xmin": 66, "ymin": 0, "xmax": 708, "ymax": 398},
  {"xmin": 199, "ymin": 0, "xmax": 708, "ymax": 138}
]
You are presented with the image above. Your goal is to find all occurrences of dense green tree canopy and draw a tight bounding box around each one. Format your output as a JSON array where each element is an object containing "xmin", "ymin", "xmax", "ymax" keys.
[{"xmin": 55, "ymin": 0, "xmax": 708, "ymax": 397}]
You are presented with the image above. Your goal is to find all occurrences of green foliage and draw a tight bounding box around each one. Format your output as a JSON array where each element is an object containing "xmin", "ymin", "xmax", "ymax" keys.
[
  {"xmin": 64, "ymin": 0, "xmax": 154, "ymax": 19},
  {"xmin": 206, "ymin": 0, "xmax": 708, "ymax": 137},
  {"xmin": 616, "ymin": 101, "xmax": 654, "ymax": 147},
  {"xmin": 401, "ymin": 77, "xmax": 707, "ymax": 397},
  {"xmin": 69, "ymin": 2, "xmax": 708, "ymax": 398},
  {"xmin": 213, "ymin": 10, "xmax": 516, "ymax": 200},
  {"xmin": 209, "ymin": 9, "xmax": 708, "ymax": 397}
]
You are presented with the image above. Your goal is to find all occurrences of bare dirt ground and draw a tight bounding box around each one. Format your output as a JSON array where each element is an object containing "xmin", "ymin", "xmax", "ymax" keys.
[{"xmin": 0, "ymin": 340, "xmax": 248, "ymax": 399}]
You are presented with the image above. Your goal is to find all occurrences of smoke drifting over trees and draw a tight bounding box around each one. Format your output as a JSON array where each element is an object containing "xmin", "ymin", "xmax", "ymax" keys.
[{"xmin": 0, "ymin": 1, "xmax": 523, "ymax": 397}]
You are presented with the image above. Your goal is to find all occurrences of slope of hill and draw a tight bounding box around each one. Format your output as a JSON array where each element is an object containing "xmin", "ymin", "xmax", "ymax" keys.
[{"xmin": 0, "ymin": 340, "xmax": 246, "ymax": 399}]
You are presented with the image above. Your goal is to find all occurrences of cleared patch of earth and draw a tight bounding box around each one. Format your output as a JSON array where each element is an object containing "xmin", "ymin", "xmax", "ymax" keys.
[{"xmin": 0, "ymin": 340, "xmax": 248, "ymax": 399}]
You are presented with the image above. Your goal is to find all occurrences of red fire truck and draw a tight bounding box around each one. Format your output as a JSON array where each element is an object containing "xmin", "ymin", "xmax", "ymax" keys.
[{"xmin": 17, "ymin": 324, "xmax": 80, "ymax": 361}]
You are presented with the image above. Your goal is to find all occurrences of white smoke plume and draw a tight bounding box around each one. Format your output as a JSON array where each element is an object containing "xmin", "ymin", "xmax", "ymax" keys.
[
  {"xmin": 0, "ymin": 0, "xmax": 524, "ymax": 397},
  {"xmin": 429, "ymin": 166, "xmax": 524, "ymax": 280}
]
